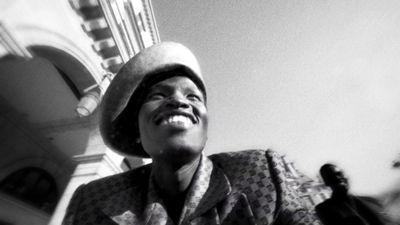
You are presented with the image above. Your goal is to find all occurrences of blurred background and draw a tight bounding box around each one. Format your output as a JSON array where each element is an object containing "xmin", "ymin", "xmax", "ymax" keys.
[{"xmin": 0, "ymin": 0, "xmax": 399, "ymax": 224}]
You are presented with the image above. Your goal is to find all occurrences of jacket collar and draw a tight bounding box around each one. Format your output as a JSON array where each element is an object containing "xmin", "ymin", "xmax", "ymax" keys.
[
  {"xmin": 180, "ymin": 155, "xmax": 231, "ymax": 222},
  {"xmin": 100, "ymin": 155, "xmax": 231, "ymax": 225}
]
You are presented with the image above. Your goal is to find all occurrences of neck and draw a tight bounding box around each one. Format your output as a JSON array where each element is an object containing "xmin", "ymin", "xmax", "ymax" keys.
[
  {"xmin": 331, "ymin": 189, "xmax": 349, "ymax": 200},
  {"xmin": 152, "ymin": 154, "xmax": 201, "ymax": 198}
]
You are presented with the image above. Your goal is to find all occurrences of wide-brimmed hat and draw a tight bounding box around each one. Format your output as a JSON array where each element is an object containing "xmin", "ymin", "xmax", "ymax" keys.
[{"xmin": 100, "ymin": 42, "xmax": 206, "ymax": 157}]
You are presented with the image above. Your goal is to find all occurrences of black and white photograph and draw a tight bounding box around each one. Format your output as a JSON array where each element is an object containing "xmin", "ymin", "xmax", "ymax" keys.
[{"xmin": 0, "ymin": 0, "xmax": 399, "ymax": 224}]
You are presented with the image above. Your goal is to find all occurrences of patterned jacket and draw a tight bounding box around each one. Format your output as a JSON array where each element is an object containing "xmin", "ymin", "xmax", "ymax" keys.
[{"xmin": 62, "ymin": 150, "xmax": 320, "ymax": 225}]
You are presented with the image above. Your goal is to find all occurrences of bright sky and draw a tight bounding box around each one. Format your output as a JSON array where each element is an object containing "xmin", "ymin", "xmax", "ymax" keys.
[{"xmin": 152, "ymin": 0, "xmax": 400, "ymax": 196}]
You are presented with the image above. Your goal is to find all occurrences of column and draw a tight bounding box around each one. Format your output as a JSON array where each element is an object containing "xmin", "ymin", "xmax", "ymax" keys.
[{"xmin": 48, "ymin": 127, "xmax": 125, "ymax": 225}]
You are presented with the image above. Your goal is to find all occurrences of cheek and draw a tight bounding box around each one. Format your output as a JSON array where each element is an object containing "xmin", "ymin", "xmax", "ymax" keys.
[
  {"xmin": 199, "ymin": 107, "xmax": 209, "ymax": 133},
  {"xmin": 137, "ymin": 104, "xmax": 152, "ymax": 135},
  {"xmin": 201, "ymin": 106, "xmax": 208, "ymax": 122},
  {"xmin": 137, "ymin": 113, "xmax": 145, "ymax": 136},
  {"xmin": 137, "ymin": 109, "xmax": 155, "ymax": 155},
  {"xmin": 202, "ymin": 113, "xmax": 208, "ymax": 129}
]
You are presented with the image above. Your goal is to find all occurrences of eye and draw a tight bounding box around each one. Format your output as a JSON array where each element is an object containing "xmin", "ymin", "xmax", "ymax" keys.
[
  {"xmin": 187, "ymin": 93, "xmax": 202, "ymax": 102},
  {"xmin": 146, "ymin": 92, "xmax": 166, "ymax": 101}
]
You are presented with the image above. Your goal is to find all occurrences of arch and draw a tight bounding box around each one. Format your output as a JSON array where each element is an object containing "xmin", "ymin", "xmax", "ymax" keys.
[
  {"xmin": 0, "ymin": 157, "xmax": 73, "ymax": 196},
  {"xmin": 0, "ymin": 167, "xmax": 58, "ymax": 213},
  {"xmin": 1, "ymin": 25, "xmax": 105, "ymax": 90},
  {"xmin": 21, "ymin": 25, "xmax": 101, "ymax": 74},
  {"xmin": 29, "ymin": 45, "xmax": 97, "ymax": 96}
]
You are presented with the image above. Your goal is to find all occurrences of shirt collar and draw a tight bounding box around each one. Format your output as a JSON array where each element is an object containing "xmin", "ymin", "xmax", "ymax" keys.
[
  {"xmin": 102, "ymin": 154, "xmax": 231, "ymax": 225},
  {"xmin": 146, "ymin": 154, "xmax": 232, "ymax": 224}
]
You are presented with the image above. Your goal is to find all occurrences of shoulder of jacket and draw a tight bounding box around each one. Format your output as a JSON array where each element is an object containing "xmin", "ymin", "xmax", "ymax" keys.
[
  {"xmin": 82, "ymin": 163, "xmax": 152, "ymax": 192},
  {"xmin": 208, "ymin": 149, "xmax": 284, "ymax": 171},
  {"xmin": 209, "ymin": 149, "xmax": 267, "ymax": 160},
  {"xmin": 316, "ymin": 199, "xmax": 332, "ymax": 210}
]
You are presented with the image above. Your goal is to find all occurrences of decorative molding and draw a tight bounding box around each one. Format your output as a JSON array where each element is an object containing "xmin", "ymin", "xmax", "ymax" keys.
[
  {"xmin": 15, "ymin": 25, "xmax": 103, "ymax": 80},
  {"xmin": 92, "ymin": 38, "xmax": 116, "ymax": 50},
  {"xmin": 101, "ymin": 55, "xmax": 123, "ymax": 68},
  {"xmin": 69, "ymin": 0, "xmax": 99, "ymax": 9},
  {"xmin": 73, "ymin": 150, "xmax": 124, "ymax": 175},
  {"xmin": 97, "ymin": 0, "xmax": 136, "ymax": 62},
  {"xmin": 69, "ymin": 0, "xmax": 123, "ymax": 74},
  {"xmin": 69, "ymin": 0, "xmax": 161, "ymax": 115},
  {"xmin": 141, "ymin": 0, "xmax": 160, "ymax": 44},
  {"xmin": 73, "ymin": 153, "xmax": 105, "ymax": 163},
  {"xmin": 34, "ymin": 116, "xmax": 98, "ymax": 133},
  {"xmin": 82, "ymin": 18, "xmax": 109, "ymax": 31},
  {"xmin": 121, "ymin": 0, "xmax": 145, "ymax": 53},
  {"xmin": 0, "ymin": 23, "xmax": 33, "ymax": 59}
]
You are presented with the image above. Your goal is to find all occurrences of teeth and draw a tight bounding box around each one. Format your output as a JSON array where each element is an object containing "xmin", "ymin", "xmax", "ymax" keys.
[{"xmin": 161, "ymin": 115, "xmax": 192, "ymax": 126}]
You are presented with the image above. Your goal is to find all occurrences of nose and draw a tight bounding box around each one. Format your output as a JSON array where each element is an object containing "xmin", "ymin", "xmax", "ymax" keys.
[{"xmin": 165, "ymin": 93, "xmax": 189, "ymax": 109}]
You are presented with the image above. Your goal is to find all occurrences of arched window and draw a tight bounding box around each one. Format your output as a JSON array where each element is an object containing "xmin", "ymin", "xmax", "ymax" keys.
[{"xmin": 0, "ymin": 167, "xmax": 59, "ymax": 213}]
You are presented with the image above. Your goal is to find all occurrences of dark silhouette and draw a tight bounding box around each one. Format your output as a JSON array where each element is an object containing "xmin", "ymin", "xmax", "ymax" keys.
[{"xmin": 316, "ymin": 163, "xmax": 392, "ymax": 225}]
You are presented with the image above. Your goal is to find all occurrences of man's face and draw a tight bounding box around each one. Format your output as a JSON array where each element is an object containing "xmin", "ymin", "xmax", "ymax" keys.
[
  {"xmin": 321, "ymin": 165, "xmax": 349, "ymax": 193},
  {"xmin": 138, "ymin": 76, "xmax": 208, "ymax": 161}
]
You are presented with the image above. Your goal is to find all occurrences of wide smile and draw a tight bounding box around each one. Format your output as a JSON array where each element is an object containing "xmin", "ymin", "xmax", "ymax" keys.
[
  {"xmin": 160, "ymin": 114, "xmax": 192, "ymax": 127},
  {"xmin": 155, "ymin": 112, "xmax": 197, "ymax": 128}
]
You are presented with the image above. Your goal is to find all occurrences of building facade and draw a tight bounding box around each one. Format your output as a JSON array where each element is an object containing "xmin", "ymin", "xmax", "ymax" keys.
[{"xmin": 0, "ymin": 0, "xmax": 159, "ymax": 224}]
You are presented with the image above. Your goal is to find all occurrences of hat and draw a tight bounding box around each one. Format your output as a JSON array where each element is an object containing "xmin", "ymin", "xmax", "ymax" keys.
[{"xmin": 100, "ymin": 42, "xmax": 206, "ymax": 157}]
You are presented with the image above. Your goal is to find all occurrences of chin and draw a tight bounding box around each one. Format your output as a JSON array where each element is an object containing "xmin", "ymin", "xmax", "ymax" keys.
[
  {"xmin": 170, "ymin": 142, "xmax": 204, "ymax": 155},
  {"xmin": 160, "ymin": 139, "xmax": 205, "ymax": 158},
  {"xmin": 167, "ymin": 134, "xmax": 205, "ymax": 149},
  {"xmin": 334, "ymin": 185, "xmax": 349, "ymax": 195},
  {"xmin": 141, "ymin": 133, "xmax": 207, "ymax": 160}
]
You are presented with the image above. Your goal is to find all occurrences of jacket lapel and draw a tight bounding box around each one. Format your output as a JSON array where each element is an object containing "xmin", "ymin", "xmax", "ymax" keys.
[
  {"xmin": 99, "ymin": 156, "xmax": 233, "ymax": 225},
  {"xmin": 183, "ymin": 156, "xmax": 232, "ymax": 223},
  {"xmin": 100, "ymin": 186, "xmax": 147, "ymax": 224},
  {"xmin": 187, "ymin": 157, "xmax": 256, "ymax": 224},
  {"xmin": 99, "ymin": 166, "xmax": 152, "ymax": 225},
  {"xmin": 142, "ymin": 175, "xmax": 174, "ymax": 225}
]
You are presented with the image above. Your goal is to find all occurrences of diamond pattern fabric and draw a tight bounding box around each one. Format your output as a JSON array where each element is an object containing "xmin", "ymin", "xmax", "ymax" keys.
[{"xmin": 62, "ymin": 150, "xmax": 321, "ymax": 225}]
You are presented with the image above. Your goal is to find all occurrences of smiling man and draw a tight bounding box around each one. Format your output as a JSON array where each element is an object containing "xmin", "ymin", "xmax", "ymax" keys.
[
  {"xmin": 62, "ymin": 42, "xmax": 320, "ymax": 225},
  {"xmin": 138, "ymin": 75, "xmax": 208, "ymax": 164}
]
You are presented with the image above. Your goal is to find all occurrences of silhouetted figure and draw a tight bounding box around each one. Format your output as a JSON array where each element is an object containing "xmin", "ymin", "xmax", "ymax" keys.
[{"xmin": 316, "ymin": 163, "xmax": 391, "ymax": 225}]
